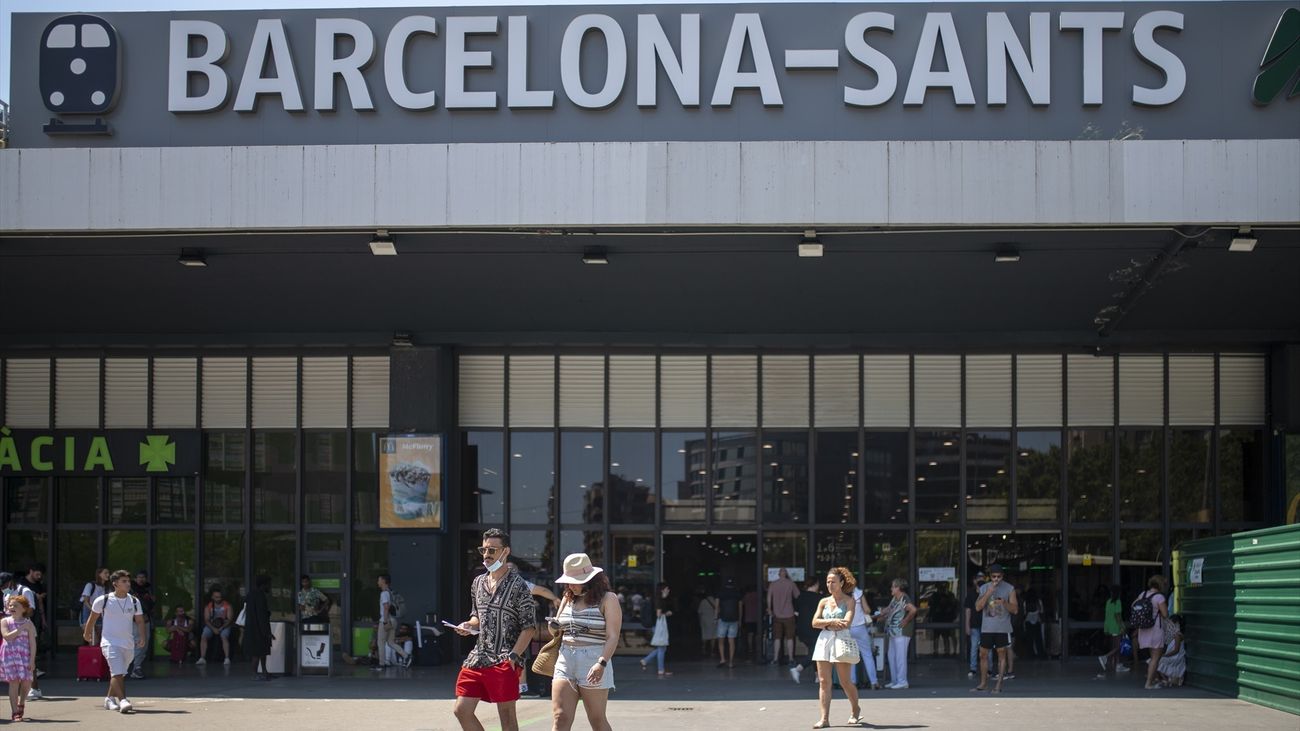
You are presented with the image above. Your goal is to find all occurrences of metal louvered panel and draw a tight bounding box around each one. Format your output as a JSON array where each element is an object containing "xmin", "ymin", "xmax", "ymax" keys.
[
  {"xmin": 509, "ymin": 355, "xmax": 555, "ymax": 428},
  {"xmin": 55, "ymin": 358, "xmax": 101, "ymax": 428},
  {"xmin": 202, "ymin": 357, "xmax": 248, "ymax": 429},
  {"xmin": 660, "ymin": 355, "xmax": 706, "ymax": 427},
  {"xmin": 608, "ymin": 355, "xmax": 655, "ymax": 427},
  {"xmin": 1119, "ymin": 355, "xmax": 1164, "ymax": 425},
  {"xmin": 301, "ymin": 357, "xmax": 348, "ymax": 428},
  {"xmin": 4, "ymin": 359, "xmax": 51, "ymax": 428},
  {"xmin": 863, "ymin": 355, "xmax": 910, "ymax": 427},
  {"xmin": 152, "ymin": 358, "xmax": 197, "ymax": 428},
  {"xmin": 1016, "ymin": 355, "xmax": 1062, "ymax": 427},
  {"xmin": 914, "ymin": 355, "xmax": 961, "ymax": 427},
  {"xmin": 711, "ymin": 355, "xmax": 758, "ymax": 427},
  {"xmin": 762, "ymin": 355, "xmax": 810, "ymax": 428},
  {"xmin": 252, "ymin": 357, "xmax": 298, "ymax": 428},
  {"xmin": 560, "ymin": 355, "xmax": 605, "ymax": 427},
  {"xmin": 1169, "ymin": 355, "xmax": 1214, "ymax": 426},
  {"xmin": 104, "ymin": 358, "xmax": 148, "ymax": 428},
  {"xmin": 458, "ymin": 355, "xmax": 505, "ymax": 428},
  {"xmin": 1220, "ymin": 355, "xmax": 1266, "ymax": 424},
  {"xmin": 965, "ymin": 355, "xmax": 1011, "ymax": 427},
  {"xmin": 351, "ymin": 356, "xmax": 390, "ymax": 428},
  {"xmin": 814, "ymin": 355, "xmax": 859, "ymax": 427},
  {"xmin": 1067, "ymin": 355, "xmax": 1114, "ymax": 426}
]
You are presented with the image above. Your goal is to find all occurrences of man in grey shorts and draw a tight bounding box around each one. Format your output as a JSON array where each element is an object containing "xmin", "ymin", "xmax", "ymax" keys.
[{"xmin": 972, "ymin": 564, "xmax": 1018, "ymax": 694}]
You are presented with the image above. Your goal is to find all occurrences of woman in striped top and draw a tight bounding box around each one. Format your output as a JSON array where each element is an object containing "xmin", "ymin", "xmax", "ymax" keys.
[{"xmin": 549, "ymin": 553, "xmax": 622, "ymax": 731}]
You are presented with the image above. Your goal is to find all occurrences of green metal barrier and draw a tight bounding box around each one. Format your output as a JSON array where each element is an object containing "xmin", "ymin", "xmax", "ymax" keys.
[{"xmin": 1173, "ymin": 524, "xmax": 1300, "ymax": 716}]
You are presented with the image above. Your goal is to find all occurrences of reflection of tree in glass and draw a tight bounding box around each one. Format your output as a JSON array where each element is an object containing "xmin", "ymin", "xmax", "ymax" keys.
[
  {"xmin": 1068, "ymin": 430, "xmax": 1113, "ymax": 523},
  {"xmin": 1169, "ymin": 430, "xmax": 1211, "ymax": 523}
]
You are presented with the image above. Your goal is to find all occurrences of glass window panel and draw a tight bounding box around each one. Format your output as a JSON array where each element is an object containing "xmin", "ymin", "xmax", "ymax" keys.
[
  {"xmin": 713, "ymin": 431, "xmax": 757, "ymax": 523},
  {"xmin": 460, "ymin": 432, "xmax": 504, "ymax": 525},
  {"xmin": 560, "ymin": 530, "xmax": 604, "ymax": 566},
  {"xmin": 1069, "ymin": 628, "xmax": 1109, "ymax": 657},
  {"xmin": 353, "ymin": 431, "xmax": 381, "ymax": 526},
  {"xmin": 202, "ymin": 529, "xmax": 244, "ymax": 613},
  {"xmin": 508, "ymin": 529, "xmax": 556, "ymax": 580},
  {"xmin": 56, "ymin": 530, "xmax": 97, "ymax": 625},
  {"xmin": 1119, "ymin": 529, "xmax": 1165, "ymax": 598},
  {"xmin": 253, "ymin": 530, "xmax": 296, "ymax": 619},
  {"xmin": 813, "ymin": 530, "xmax": 857, "ymax": 585},
  {"xmin": 461, "ymin": 530, "xmax": 487, "ymax": 591},
  {"xmin": 1119, "ymin": 430, "xmax": 1163, "ymax": 524},
  {"xmin": 1066, "ymin": 530, "xmax": 1111, "ymax": 623},
  {"xmin": 915, "ymin": 530, "xmax": 962, "ymax": 656},
  {"xmin": 862, "ymin": 530, "xmax": 908, "ymax": 603},
  {"xmin": 57, "ymin": 477, "xmax": 99, "ymax": 523},
  {"xmin": 107, "ymin": 530, "xmax": 147, "ymax": 577},
  {"xmin": 155, "ymin": 530, "xmax": 197, "ymax": 618},
  {"xmin": 609, "ymin": 533, "xmax": 656, "ymax": 613},
  {"xmin": 607, "ymin": 432, "xmax": 655, "ymax": 524},
  {"xmin": 155, "ymin": 477, "xmax": 195, "ymax": 524},
  {"xmin": 510, "ymin": 432, "xmax": 554, "ymax": 525},
  {"xmin": 762, "ymin": 531, "xmax": 809, "ymax": 579},
  {"xmin": 4, "ymin": 530, "xmax": 49, "ymax": 584},
  {"xmin": 205, "ymin": 432, "xmax": 245, "ymax": 524},
  {"xmin": 814, "ymin": 432, "xmax": 857, "ymax": 525},
  {"xmin": 966, "ymin": 431, "xmax": 1010, "ymax": 523},
  {"xmin": 1220, "ymin": 429, "xmax": 1265, "ymax": 523},
  {"xmin": 1285, "ymin": 434, "xmax": 1300, "ymax": 526},
  {"xmin": 108, "ymin": 478, "xmax": 148, "ymax": 524},
  {"xmin": 1068, "ymin": 429, "xmax": 1113, "ymax": 523},
  {"xmin": 352, "ymin": 531, "xmax": 386, "ymax": 623},
  {"xmin": 1170, "ymin": 527, "xmax": 1215, "ymax": 551},
  {"xmin": 915, "ymin": 431, "xmax": 960, "ymax": 525},
  {"xmin": 763, "ymin": 432, "xmax": 809, "ymax": 524},
  {"xmin": 1169, "ymin": 430, "xmax": 1212, "ymax": 524},
  {"xmin": 306, "ymin": 532, "xmax": 343, "ymax": 552},
  {"xmin": 5, "ymin": 477, "xmax": 48, "ymax": 524},
  {"xmin": 863, "ymin": 432, "xmax": 908, "ymax": 525},
  {"xmin": 304, "ymin": 431, "xmax": 347, "ymax": 524},
  {"xmin": 253, "ymin": 431, "xmax": 297, "ymax": 524},
  {"xmin": 662, "ymin": 432, "xmax": 706, "ymax": 523},
  {"xmin": 560, "ymin": 432, "xmax": 604, "ymax": 525},
  {"xmin": 1017, "ymin": 431, "xmax": 1061, "ymax": 522}
]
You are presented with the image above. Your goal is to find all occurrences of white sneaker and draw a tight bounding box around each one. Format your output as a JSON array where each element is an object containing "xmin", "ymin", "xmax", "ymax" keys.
[
  {"xmin": 26, "ymin": 689, "xmax": 41, "ymax": 701},
  {"xmin": 103, "ymin": 697, "xmax": 120, "ymax": 711},
  {"xmin": 789, "ymin": 665, "xmax": 802, "ymax": 684},
  {"xmin": 223, "ymin": 658, "xmax": 231, "ymax": 666},
  {"xmin": 118, "ymin": 698, "xmax": 134, "ymax": 714},
  {"xmin": 893, "ymin": 682, "xmax": 909, "ymax": 689},
  {"xmin": 195, "ymin": 658, "xmax": 207, "ymax": 666}
]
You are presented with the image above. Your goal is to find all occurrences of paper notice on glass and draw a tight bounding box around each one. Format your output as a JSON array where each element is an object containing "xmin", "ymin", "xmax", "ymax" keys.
[{"xmin": 1188, "ymin": 557, "xmax": 1205, "ymax": 586}]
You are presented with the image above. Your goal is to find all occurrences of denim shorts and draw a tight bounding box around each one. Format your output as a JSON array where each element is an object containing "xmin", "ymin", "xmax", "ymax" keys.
[
  {"xmin": 716, "ymin": 620, "xmax": 739, "ymax": 639},
  {"xmin": 554, "ymin": 643, "xmax": 614, "ymax": 690}
]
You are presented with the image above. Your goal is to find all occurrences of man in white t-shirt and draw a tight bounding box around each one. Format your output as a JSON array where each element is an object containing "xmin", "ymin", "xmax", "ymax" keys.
[
  {"xmin": 375, "ymin": 574, "xmax": 409, "ymax": 669},
  {"xmin": 83, "ymin": 570, "xmax": 146, "ymax": 714}
]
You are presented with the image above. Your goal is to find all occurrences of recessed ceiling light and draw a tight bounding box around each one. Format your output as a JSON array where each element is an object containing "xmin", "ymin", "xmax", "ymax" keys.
[
  {"xmin": 994, "ymin": 247, "xmax": 1021, "ymax": 263},
  {"xmin": 368, "ymin": 230, "xmax": 397, "ymax": 256},
  {"xmin": 582, "ymin": 249, "xmax": 609, "ymax": 265},
  {"xmin": 1229, "ymin": 227, "xmax": 1257, "ymax": 252},
  {"xmin": 178, "ymin": 249, "xmax": 207, "ymax": 267}
]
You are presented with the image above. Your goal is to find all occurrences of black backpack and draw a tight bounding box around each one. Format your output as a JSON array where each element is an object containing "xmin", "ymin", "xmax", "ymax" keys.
[{"xmin": 1129, "ymin": 591, "xmax": 1156, "ymax": 630}]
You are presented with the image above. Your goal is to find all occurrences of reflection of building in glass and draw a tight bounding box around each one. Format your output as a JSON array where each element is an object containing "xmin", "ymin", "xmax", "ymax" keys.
[{"xmin": 709, "ymin": 434, "xmax": 756, "ymax": 522}]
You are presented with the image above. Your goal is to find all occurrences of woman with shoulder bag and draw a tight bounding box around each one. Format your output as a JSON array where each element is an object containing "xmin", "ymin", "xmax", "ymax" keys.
[
  {"xmin": 549, "ymin": 553, "xmax": 622, "ymax": 731},
  {"xmin": 1134, "ymin": 575, "xmax": 1170, "ymax": 690},
  {"xmin": 809, "ymin": 567, "xmax": 864, "ymax": 729}
]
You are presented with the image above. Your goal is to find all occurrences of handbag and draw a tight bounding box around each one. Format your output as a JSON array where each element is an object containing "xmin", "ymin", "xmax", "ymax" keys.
[
  {"xmin": 531, "ymin": 597, "xmax": 569, "ymax": 677},
  {"xmin": 829, "ymin": 630, "xmax": 860, "ymax": 664},
  {"xmin": 235, "ymin": 605, "xmax": 247, "ymax": 627},
  {"xmin": 650, "ymin": 615, "xmax": 669, "ymax": 647}
]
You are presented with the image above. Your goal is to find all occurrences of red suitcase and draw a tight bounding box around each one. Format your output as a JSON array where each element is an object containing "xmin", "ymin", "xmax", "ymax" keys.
[{"xmin": 77, "ymin": 645, "xmax": 109, "ymax": 681}]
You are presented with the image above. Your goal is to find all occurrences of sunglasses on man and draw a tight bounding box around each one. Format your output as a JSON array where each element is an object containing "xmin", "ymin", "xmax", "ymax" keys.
[{"xmin": 475, "ymin": 546, "xmax": 505, "ymax": 556}]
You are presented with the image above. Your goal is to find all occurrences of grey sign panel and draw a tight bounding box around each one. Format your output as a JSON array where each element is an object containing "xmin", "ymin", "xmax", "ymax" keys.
[{"xmin": 9, "ymin": 2, "xmax": 1299, "ymax": 148}]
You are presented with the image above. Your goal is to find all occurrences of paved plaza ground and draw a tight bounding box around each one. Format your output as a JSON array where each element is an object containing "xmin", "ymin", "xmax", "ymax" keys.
[{"xmin": 10, "ymin": 657, "xmax": 1296, "ymax": 730}]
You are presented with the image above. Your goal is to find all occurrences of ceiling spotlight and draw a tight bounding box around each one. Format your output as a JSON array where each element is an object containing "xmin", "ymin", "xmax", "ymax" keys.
[
  {"xmin": 994, "ymin": 247, "xmax": 1021, "ymax": 263},
  {"xmin": 1229, "ymin": 227, "xmax": 1257, "ymax": 252},
  {"xmin": 798, "ymin": 229, "xmax": 823, "ymax": 258},
  {"xmin": 177, "ymin": 249, "xmax": 207, "ymax": 267},
  {"xmin": 369, "ymin": 230, "xmax": 397, "ymax": 256},
  {"xmin": 582, "ymin": 249, "xmax": 609, "ymax": 265}
]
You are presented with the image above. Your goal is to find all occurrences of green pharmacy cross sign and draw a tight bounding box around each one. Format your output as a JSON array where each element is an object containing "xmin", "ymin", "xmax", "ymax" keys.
[
  {"xmin": 0, "ymin": 428, "xmax": 200, "ymax": 476},
  {"xmin": 1254, "ymin": 8, "xmax": 1300, "ymax": 104}
]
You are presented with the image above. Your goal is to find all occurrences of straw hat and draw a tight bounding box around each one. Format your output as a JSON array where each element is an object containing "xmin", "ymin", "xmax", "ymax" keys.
[{"xmin": 555, "ymin": 553, "xmax": 604, "ymax": 585}]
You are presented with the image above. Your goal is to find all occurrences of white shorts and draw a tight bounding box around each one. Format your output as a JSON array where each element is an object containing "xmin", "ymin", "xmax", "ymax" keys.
[
  {"xmin": 101, "ymin": 643, "xmax": 136, "ymax": 677},
  {"xmin": 554, "ymin": 643, "xmax": 614, "ymax": 690}
]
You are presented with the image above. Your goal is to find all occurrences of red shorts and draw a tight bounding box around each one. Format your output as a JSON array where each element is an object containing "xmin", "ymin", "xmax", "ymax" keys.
[{"xmin": 456, "ymin": 661, "xmax": 520, "ymax": 704}]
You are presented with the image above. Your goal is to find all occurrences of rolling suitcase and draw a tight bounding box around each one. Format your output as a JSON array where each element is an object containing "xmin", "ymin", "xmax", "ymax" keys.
[{"xmin": 77, "ymin": 645, "xmax": 109, "ymax": 681}]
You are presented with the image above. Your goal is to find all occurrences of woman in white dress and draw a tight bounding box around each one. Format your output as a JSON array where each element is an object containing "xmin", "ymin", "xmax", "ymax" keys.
[
  {"xmin": 697, "ymin": 590, "xmax": 718, "ymax": 657},
  {"xmin": 809, "ymin": 567, "xmax": 864, "ymax": 729}
]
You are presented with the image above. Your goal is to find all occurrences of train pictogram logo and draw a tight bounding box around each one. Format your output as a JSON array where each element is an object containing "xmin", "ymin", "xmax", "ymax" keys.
[{"xmin": 40, "ymin": 14, "xmax": 121, "ymax": 135}]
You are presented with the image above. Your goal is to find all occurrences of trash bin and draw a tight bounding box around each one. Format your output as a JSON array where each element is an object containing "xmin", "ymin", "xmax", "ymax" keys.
[
  {"xmin": 300, "ymin": 622, "xmax": 331, "ymax": 676},
  {"xmin": 267, "ymin": 621, "xmax": 289, "ymax": 675}
]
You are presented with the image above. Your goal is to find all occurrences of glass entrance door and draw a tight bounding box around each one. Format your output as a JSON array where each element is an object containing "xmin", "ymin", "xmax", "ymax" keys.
[
  {"xmin": 661, "ymin": 532, "xmax": 758, "ymax": 660},
  {"xmin": 966, "ymin": 531, "xmax": 1063, "ymax": 661}
]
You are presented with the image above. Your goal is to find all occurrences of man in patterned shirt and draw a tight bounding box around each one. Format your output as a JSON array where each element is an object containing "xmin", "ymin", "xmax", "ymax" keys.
[{"xmin": 452, "ymin": 529, "xmax": 537, "ymax": 731}]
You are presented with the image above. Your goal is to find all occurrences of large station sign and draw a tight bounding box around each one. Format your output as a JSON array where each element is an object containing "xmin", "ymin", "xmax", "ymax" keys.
[
  {"xmin": 9, "ymin": 2, "xmax": 1298, "ymax": 147},
  {"xmin": 0, "ymin": 428, "xmax": 201, "ymax": 477}
]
